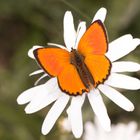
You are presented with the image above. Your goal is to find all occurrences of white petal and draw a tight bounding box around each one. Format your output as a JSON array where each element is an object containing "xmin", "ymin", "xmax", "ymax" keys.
[
  {"xmin": 105, "ymin": 73, "xmax": 140, "ymax": 90},
  {"xmin": 92, "ymin": 7, "xmax": 107, "ymax": 23},
  {"xmin": 34, "ymin": 73, "xmax": 48, "ymax": 86},
  {"xmin": 84, "ymin": 121, "xmax": 97, "ymax": 140},
  {"xmin": 106, "ymin": 34, "xmax": 140, "ymax": 62},
  {"xmin": 88, "ymin": 89, "xmax": 111, "ymax": 131},
  {"xmin": 112, "ymin": 61, "xmax": 140, "ymax": 72},
  {"xmin": 67, "ymin": 95, "xmax": 85, "ymax": 138},
  {"xmin": 28, "ymin": 45, "xmax": 43, "ymax": 59},
  {"xmin": 41, "ymin": 94, "xmax": 69, "ymax": 135},
  {"xmin": 63, "ymin": 11, "xmax": 76, "ymax": 51},
  {"xmin": 47, "ymin": 43, "xmax": 68, "ymax": 50},
  {"xmin": 29, "ymin": 69, "xmax": 44, "ymax": 76},
  {"xmin": 60, "ymin": 118, "xmax": 71, "ymax": 132},
  {"xmin": 17, "ymin": 78, "xmax": 56, "ymax": 105},
  {"xmin": 17, "ymin": 84, "xmax": 47, "ymax": 105},
  {"xmin": 133, "ymin": 132, "xmax": 140, "ymax": 140},
  {"xmin": 74, "ymin": 21, "xmax": 86, "ymax": 49},
  {"xmin": 94, "ymin": 117, "xmax": 109, "ymax": 140},
  {"xmin": 125, "ymin": 122, "xmax": 137, "ymax": 139},
  {"xmin": 112, "ymin": 123, "xmax": 127, "ymax": 140},
  {"xmin": 98, "ymin": 84, "xmax": 134, "ymax": 111},
  {"xmin": 25, "ymin": 85, "xmax": 62, "ymax": 114}
]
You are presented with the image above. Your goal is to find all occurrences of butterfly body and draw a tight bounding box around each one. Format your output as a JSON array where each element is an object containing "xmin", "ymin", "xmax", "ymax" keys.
[
  {"xmin": 70, "ymin": 49, "xmax": 94, "ymax": 91},
  {"xmin": 34, "ymin": 20, "xmax": 111, "ymax": 96}
]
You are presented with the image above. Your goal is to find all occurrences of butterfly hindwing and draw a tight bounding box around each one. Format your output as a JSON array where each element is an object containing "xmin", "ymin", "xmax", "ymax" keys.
[
  {"xmin": 58, "ymin": 64, "xmax": 87, "ymax": 95},
  {"xmin": 84, "ymin": 55, "xmax": 111, "ymax": 87}
]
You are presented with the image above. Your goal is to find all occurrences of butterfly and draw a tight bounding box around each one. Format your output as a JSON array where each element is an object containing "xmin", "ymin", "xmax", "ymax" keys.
[{"xmin": 33, "ymin": 20, "xmax": 111, "ymax": 96}]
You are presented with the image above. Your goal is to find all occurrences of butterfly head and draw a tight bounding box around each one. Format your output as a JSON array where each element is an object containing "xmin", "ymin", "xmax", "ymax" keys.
[{"xmin": 70, "ymin": 48, "xmax": 84, "ymax": 67}]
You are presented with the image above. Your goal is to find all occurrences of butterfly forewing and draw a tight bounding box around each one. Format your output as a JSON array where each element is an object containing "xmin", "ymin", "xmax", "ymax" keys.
[
  {"xmin": 34, "ymin": 48, "xmax": 70, "ymax": 76},
  {"xmin": 78, "ymin": 20, "xmax": 111, "ymax": 87},
  {"xmin": 78, "ymin": 20, "xmax": 108, "ymax": 56}
]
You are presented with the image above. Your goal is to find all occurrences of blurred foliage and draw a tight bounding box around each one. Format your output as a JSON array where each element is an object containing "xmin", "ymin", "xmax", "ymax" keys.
[{"xmin": 0, "ymin": 0, "xmax": 140, "ymax": 140}]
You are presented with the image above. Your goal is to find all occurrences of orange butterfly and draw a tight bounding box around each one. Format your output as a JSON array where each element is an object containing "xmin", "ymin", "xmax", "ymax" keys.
[{"xmin": 33, "ymin": 20, "xmax": 111, "ymax": 96}]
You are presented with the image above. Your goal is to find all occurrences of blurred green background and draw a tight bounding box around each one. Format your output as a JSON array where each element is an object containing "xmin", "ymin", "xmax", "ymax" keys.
[{"xmin": 0, "ymin": 0, "xmax": 140, "ymax": 140}]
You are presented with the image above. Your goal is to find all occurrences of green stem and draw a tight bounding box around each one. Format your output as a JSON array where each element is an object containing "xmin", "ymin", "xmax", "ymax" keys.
[{"xmin": 60, "ymin": 0, "xmax": 91, "ymax": 21}]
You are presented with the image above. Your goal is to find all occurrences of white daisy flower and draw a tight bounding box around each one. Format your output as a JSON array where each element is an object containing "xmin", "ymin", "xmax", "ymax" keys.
[
  {"xmin": 17, "ymin": 7, "xmax": 140, "ymax": 138},
  {"xmin": 84, "ymin": 119, "xmax": 140, "ymax": 140}
]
